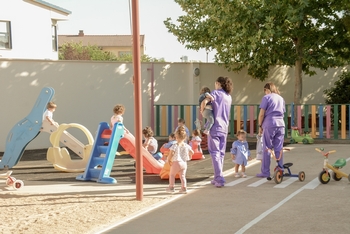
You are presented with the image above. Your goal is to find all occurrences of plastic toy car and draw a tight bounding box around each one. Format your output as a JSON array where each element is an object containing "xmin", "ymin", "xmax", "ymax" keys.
[{"xmin": 290, "ymin": 127, "xmax": 314, "ymax": 144}]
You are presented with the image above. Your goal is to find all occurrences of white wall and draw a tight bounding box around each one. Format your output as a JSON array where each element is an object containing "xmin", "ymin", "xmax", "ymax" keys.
[
  {"xmin": 0, "ymin": 0, "xmax": 68, "ymax": 60},
  {"xmin": 0, "ymin": 59, "xmax": 348, "ymax": 151}
]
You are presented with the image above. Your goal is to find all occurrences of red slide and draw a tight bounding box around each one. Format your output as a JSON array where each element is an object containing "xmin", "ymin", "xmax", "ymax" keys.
[{"xmin": 119, "ymin": 133, "xmax": 163, "ymax": 174}]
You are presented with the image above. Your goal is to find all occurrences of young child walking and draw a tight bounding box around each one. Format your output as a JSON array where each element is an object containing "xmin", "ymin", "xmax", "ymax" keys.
[
  {"xmin": 142, "ymin": 126, "xmax": 162, "ymax": 160},
  {"xmin": 166, "ymin": 126, "xmax": 194, "ymax": 194},
  {"xmin": 43, "ymin": 101, "xmax": 58, "ymax": 126},
  {"xmin": 198, "ymin": 87, "xmax": 215, "ymax": 135},
  {"xmin": 230, "ymin": 130, "xmax": 252, "ymax": 178},
  {"xmin": 110, "ymin": 104, "xmax": 129, "ymax": 133}
]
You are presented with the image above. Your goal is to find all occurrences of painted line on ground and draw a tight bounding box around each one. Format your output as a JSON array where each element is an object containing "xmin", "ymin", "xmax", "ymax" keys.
[
  {"xmin": 226, "ymin": 176, "xmax": 253, "ymax": 187},
  {"xmin": 274, "ymin": 177, "xmax": 298, "ymax": 188},
  {"xmin": 247, "ymin": 178, "xmax": 268, "ymax": 187}
]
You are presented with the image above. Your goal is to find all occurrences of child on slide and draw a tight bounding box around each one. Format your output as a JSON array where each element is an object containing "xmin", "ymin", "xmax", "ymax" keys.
[
  {"xmin": 142, "ymin": 126, "xmax": 163, "ymax": 161},
  {"xmin": 110, "ymin": 104, "xmax": 129, "ymax": 133}
]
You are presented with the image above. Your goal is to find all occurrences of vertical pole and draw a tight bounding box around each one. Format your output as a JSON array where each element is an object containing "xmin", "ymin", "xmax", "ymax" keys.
[{"xmin": 131, "ymin": 0, "xmax": 143, "ymax": 201}]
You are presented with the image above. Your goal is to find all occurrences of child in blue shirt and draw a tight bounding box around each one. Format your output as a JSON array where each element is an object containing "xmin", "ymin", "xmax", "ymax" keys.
[{"xmin": 231, "ymin": 130, "xmax": 251, "ymax": 178}]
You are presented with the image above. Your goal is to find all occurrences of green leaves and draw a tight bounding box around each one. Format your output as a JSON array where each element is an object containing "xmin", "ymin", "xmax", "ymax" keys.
[{"xmin": 165, "ymin": 0, "xmax": 350, "ymax": 81}]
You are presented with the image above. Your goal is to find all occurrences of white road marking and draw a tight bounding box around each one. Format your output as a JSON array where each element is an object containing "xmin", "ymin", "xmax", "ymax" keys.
[
  {"xmin": 248, "ymin": 178, "xmax": 268, "ymax": 187},
  {"xmin": 226, "ymin": 176, "xmax": 253, "ymax": 187},
  {"xmin": 274, "ymin": 177, "xmax": 298, "ymax": 188}
]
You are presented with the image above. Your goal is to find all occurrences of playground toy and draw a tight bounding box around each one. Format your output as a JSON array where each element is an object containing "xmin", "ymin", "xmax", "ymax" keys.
[
  {"xmin": 315, "ymin": 148, "xmax": 350, "ymax": 184},
  {"xmin": 190, "ymin": 140, "xmax": 205, "ymax": 160},
  {"xmin": 194, "ymin": 118, "xmax": 208, "ymax": 150},
  {"xmin": 290, "ymin": 127, "xmax": 314, "ymax": 144},
  {"xmin": 0, "ymin": 87, "xmax": 94, "ymax": 173},
  {"xmin": 47, "ymin": 123, "xmax": 94, "ymax": 172},
  {"xmin": 0, "ymin": 87, "xmax": 54, "ymax": 169},
  {"xmin": 77, "ymin": 122, "xmax": 125, "ymax": 184},
  {"xmin": 0, "ymin": 171, "xmax": 24, "ymax": 190},
  {"xmin": 267, "ymin": 148, "xmax": 305, "ymax": 184}
]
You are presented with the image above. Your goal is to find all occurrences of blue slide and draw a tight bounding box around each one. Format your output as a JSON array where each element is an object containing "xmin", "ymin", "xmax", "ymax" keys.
[{"xmin": 0, "ymin": 87, "xmax": 55, "ymax": 169}]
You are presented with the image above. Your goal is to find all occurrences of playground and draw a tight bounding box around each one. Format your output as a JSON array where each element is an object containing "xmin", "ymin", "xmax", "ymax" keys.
[{"xmin": 1, "ymin": 143, "xmax": 350, "ymax": 234}]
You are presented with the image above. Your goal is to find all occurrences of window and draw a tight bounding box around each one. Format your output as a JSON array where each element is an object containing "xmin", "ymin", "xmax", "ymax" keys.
[
  {"xmin": 52, "ymin": 25, "xmax": 57, "ymax": 51},
  {"xmin": 0, "ymin": 21, "xmax": 12, "ymax": 49},
  {"xmin": 118, "ymin": 51, "xmax": 131, "ymax": 57}
]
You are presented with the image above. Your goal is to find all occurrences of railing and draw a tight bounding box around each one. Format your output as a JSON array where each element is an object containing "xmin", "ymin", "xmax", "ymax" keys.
[{"xmin": 153, "ymin": 104, "xmax": 350, "ymax": 140}]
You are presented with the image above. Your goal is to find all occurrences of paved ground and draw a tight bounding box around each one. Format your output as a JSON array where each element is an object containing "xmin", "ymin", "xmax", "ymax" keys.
[{"xmin": 1, "ymin": 142, "xmax": 350, "ymax": 234}]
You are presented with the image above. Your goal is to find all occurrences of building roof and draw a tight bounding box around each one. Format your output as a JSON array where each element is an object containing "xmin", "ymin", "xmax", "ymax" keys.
[
  {"xmin": 30, "ymin": 0, "xmax": 72, "ymax": 15},
  {"xmin": 58, "ymin": 32, "xmax": 145, "ymax": 47}
]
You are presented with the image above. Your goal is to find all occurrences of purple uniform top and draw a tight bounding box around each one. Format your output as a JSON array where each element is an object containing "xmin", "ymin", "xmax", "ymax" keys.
[
  {"xmin": 210, "ymin": 89, "xmax": 232, "ymax": 134},
  {"xmin": 259, "ymin": 93, "xmax": 285, "ymax": 128}
]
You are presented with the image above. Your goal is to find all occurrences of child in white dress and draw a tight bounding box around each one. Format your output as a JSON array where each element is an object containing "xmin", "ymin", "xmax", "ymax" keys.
[
  {"xmin": 166, "ymin": 126, "xmax": 194, "ymax": 194},
  {"xmin": 231, "ymin": 130, "xmax": 252, "ymax": 178}
]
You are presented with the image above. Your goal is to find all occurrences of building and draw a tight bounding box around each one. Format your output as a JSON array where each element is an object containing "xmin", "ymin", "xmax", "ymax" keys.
[
  {"xmin": 0, "ymin": 0, "xmax": 71, "ymax": 60},
  {"xmin": 58, "ymin": 30, "xmax": 145, "ymax": 57}
]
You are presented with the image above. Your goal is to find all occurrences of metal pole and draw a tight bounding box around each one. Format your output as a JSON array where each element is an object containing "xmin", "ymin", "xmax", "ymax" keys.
[{"xmin": 131, "ymin": 0, "xmax": 143, "ymax": 201}]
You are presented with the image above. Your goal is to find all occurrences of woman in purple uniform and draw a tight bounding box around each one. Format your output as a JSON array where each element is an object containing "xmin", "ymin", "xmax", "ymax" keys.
[
  {"xmin": 257, "ymin": 82, "xmax": 286, "ymax": 177},
  {"xmin": 208, "ymin": 76, "xmax": 233, "ymax": 188}
]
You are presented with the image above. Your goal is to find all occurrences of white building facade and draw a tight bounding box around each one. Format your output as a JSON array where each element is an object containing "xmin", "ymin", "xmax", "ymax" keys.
[{"xmin": 0, "ymin": 0, "xmax": 70, "ymax": 60}]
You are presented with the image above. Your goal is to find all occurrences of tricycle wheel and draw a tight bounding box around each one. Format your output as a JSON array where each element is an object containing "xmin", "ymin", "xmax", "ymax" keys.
[
  {"xmin": 302, "ymin": 138, "xmax": 308, "ymax": 144},
  {"xmin": 318, "ymin": 171, "xmax": 330, "ymax": 184},
  {"xmin": 298, "ymin": 171, "xmax": 305, "ymax": 182},
  {"xmin": 332, "ymin": 172, "xmax": 342, "ymax": 181},
  {"xmin": 274, "ymin": 170, "xmax": 283, "ymax": 184},
  {"xmin": 6, "ymin": 177, "xmax": 15, "ymax": 186},
  {"xmin": 13, "ymin": 180, "xmax": 24, "ymax": 190},
  {"xmin": 290, "ymin": 138, "xmax": 295, "ymax": 144}
]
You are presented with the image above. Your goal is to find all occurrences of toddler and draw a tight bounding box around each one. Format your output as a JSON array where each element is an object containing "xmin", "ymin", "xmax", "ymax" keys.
[
  {"xmin": 231, "ymin": 130, "xmax": 252, "ymax": 178},
  {"xmin": 174, "ymin": 118, "xmax": 190, "ymax": 142},
  {"xmin": 161, "ymin": 133, "xmax": 176, "ymax": 161},
  {"xmin": 43, "ymin": 101, "xmax": 58, "ymax": 126},
  {"xmin": 110, "ymin": 104, "xmax": 129, "ymax": 133},
  {"xmin": 166, "ymin": 126, "xmax": 194, "ymax": 194},
  {"xmin": 142, "ymin": 126, "xmax": 162, "ymax": 160},
  {"xmin": 189, "ymin": 129, "xmax": 202, "ymax": 152},
  {"xmin": 198, "ymin": 87, "xmax": 214, "ymax": 135}
]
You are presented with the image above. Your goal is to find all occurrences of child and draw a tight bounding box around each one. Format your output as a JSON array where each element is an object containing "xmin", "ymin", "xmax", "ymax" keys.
[
  {"xmin": 166, "ymin": 126, "xmax": 194, "ymax": 194},
  {"xmin": 230, "ymin": 130, "xmax": 252, "ymax": 178},
  {"xmin": 43, "ymin": 101, "xmax": 58, "ymax": 126},
  {"xmin": 189, "ymin": 129, "xmax": 202, "ymax": 152},
  {"xmin": 160, "ymin": 133, "xmax": 176, "ymax": 161},
  {"xmin": 198, "ymin": 87, "xmax": 215, "ymax": 135},
  {"xmin": 174, "ymin": 118, "xmax": 190, "ymax": 142},
  {"xmin": 256, "ymin": 134, "xmax": 263, "ymax": 161},
  {"xmin": 110, "ymin": 104, "xmax": 129, "ymax": 133},
  {"xmin": 142, "ymin": 126, "xmax": 162, "ymax": 160}
]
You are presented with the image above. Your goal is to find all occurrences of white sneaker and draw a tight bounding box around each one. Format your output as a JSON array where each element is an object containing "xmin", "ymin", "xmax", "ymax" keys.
[
  {"xmin": 241, "ymin": 173, "xmax": 247, "ymax": 178},
  {"xmin": 234, "ymin": 173, "xmax": 240, "ymax": 178}
]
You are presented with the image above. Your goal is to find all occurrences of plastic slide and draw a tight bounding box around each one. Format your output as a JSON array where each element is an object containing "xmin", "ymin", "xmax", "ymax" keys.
[
  {"xmin": 47, "ymin": 123, "xmax": 94, "ymax": 172},
  {"xmin": 0, "ymin": 87, "xmax": 55, "ymax": 169},
  {"xmin": 119, "ymin": 133, "xmax": 163, "ymax": 174}
]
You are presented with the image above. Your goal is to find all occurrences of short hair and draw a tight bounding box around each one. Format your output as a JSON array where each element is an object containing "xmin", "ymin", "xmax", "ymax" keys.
[
  {"xmin": 236, "ymin": 129, "xmax": 247, "ymax": 137},
  {"xmin": 47, "ymin": 101, "xmax": 57, "ymax": 109},
  {"xmin": 113, "ymin": 104, "xmax": 125, "ymax": 115},
  {"xmin": 175, "ymin": 126, "xmax": 187, "ymax": 141},
  {"xmin": 200, "ymin": 86, "xmax": 211, "ymax": 95},
  {"xmin": 142, "ymin": 126, "xmax": 154, "ymax": 138},
  {"xmin": 178, "ymin": 118, "xmax": 185, "ymax": 124},
  {"xmin": 192, "ymin": 129, "xmax": 201, "ymax": 136}
]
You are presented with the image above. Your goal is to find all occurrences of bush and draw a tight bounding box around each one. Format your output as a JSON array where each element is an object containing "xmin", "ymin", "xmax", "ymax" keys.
[{"xmin": 323, "ymin": 70, "xmax": 350, "ymax": 129}]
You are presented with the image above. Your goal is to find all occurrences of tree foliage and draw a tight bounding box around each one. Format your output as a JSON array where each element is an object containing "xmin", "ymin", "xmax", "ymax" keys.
[
  {"xmin": 164, "ymin": 0, "xmax": 350, "ymax": 104},
  {"xmin": 59, "ymin": 42, "xmax": 165, "ymax": 62}
]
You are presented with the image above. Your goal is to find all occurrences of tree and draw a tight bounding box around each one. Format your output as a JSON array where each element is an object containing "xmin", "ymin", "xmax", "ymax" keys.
[
  {"xmin": 59, "ymin": 42, "xmax": 117, "ymax": 61},
  {"xmin": 164, "ymin": 0, "xmax": 350, "ymax": 105},
  {"xmin": 323, "ymin": 71, "xmax": 350, "ymax": 128},
  {"xmin": 59, "ymin": 42, "xmax": 165, "ymax": 62}
]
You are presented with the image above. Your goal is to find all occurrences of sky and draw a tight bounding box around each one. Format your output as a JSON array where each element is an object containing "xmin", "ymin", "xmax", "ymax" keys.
[{"xmin": 48, "ymin": 0, "xmax": 215, "ymax": 62}]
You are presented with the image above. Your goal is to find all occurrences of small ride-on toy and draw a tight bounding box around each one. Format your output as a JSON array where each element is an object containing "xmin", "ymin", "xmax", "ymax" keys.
[
  {"xmin": 315, "ymin": 148, "xmax": 350, "ymax": 184},
  {"xmin": 290, "ymin": 127, "xmax": 314, "ymax": 144},
  {"xmin": 267, "ymin": 148, "xmax": 306, "ymax": 184},
  {"xmin": 0, "ymin": 171, "xmax": 24, "ymax": 190}
]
